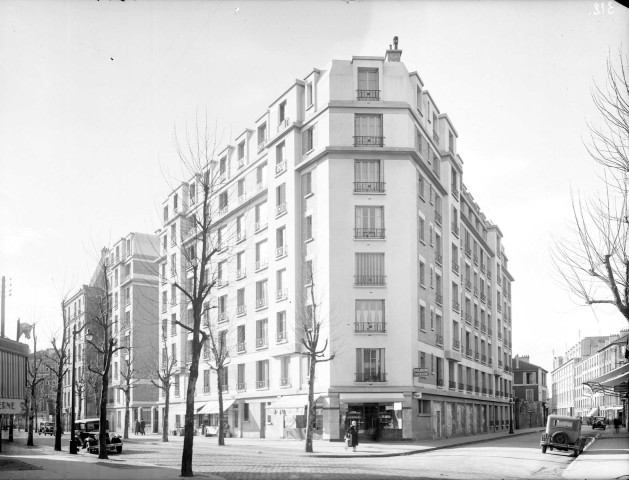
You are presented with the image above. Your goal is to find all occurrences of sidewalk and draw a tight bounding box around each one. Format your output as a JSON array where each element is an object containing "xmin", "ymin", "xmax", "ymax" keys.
[{"xmin": 563, "ymin": 428, "xmax": 629, "ymax": 480}]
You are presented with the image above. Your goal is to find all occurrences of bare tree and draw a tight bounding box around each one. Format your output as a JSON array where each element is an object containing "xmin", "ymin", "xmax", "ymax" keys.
[
  {"xmin": 116, "ymin": 352, "xmax": 140, "ymax": 439},
  {"xmin": 203, "ymin": 314, "xmax": 230, "ymax": 446},
  {"xmin": 42, "ymin": 301, "xmax": 71, "ymax": 451},
  {"xmin": 151, "ymin": 327, "xmax": 177, "ymax": 442},
  {"xmin": 300, "ymin": 263, "xmax": 335, "ymax": 453},
  {"xmin": 86, "ymin": 258, "xmax": 125, "ymax": 459},
  {"xmin": 26, "ymin": 328, "xmax": 45, "ymax": 446},
  {"xmin": 553, "ymin": 53, "xmax": 629, "ymax": 323}
]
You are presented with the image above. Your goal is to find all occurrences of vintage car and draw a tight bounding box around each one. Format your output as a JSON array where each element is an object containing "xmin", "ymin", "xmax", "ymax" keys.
[
  {"xmin": 591, "ymin": 416, "xmax": 607, "ymax": 430},
  {"xmin": 74, "ymin": 418, "xmax": 122, "ymax": 454},
  {"xmin": 38, "ymin": 422, "xmax": 55, "ymax": 436},
  {"xmin": 540, "ymin": 414, "xmax": 586, "ymax": 456}
]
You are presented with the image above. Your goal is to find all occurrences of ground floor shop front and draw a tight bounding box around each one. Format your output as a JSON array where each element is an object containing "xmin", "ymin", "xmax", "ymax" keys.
[{"xmin": 157, "ymin": 389, "xmax": 512, "ymax": 441}]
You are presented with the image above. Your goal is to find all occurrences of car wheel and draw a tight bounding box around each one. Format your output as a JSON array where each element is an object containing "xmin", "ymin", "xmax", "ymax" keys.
[
  {"xmin": 542, "ymin": 445, "xmax": 547, "ymax": 453},
  {"xmin": 116, "ymin": 445, "xmax": 122, "ymax": 453},
  {"xmin": 552, "ymin": 432, "xmax": 568, "ymax": 445},
  {"xmin": 549, "ymin": 446, "xmax": 554, "ymax": 451}
]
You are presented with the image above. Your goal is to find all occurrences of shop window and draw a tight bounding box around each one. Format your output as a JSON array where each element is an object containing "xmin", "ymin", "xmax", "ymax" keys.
[{"xmin": 418, "ymin": 400, "xmax": 430, "ymax": 415}]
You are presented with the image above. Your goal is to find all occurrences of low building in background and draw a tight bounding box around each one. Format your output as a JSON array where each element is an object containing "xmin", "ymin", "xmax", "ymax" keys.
[{"xmin": 512, "ymin": 355, "xmax": 548, "ymax": 428}]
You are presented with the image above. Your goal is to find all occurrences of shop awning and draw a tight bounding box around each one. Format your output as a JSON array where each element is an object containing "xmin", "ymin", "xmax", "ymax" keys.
[
  {"xmin": 606, "ymin": 405, "xmax": 624, "ymax": 411},
  {"xmin": 197, "ymin": 398, "xmax": 235, "ymax": 415},
  {"xmin": 587, "ymin": 407, "xmax": 598, "ymax": 417},
  {"xmin": 339, "ymin": 393, "xmax": 405, "ymax": 403},
  {"xmin": 268, "ymin": 394, "xmax": 321, "ymax": 412},
  {"xmin": 582, "ymin": 363, "xmax": 629, "ymax": 395}
]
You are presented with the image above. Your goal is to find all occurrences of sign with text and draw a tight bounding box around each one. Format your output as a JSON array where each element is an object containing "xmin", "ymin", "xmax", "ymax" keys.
[
  {"xmin": 413, "ymin": 368, "xmax": 429, "ymax": 378},
  {"xmin": 0, "ymin": 398, "xmax": 27, "ymax": 415}
]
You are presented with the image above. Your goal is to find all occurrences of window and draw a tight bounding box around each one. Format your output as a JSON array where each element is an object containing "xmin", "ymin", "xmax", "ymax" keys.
[
  {"xmin": 219, "ymin": 365, "xmax": 228, "ymax": 390},
  {"xmin": 354, "ymin": 159, "xmax": 383, "ymax": 192},
  {"xmin": 237, "ymin": 364, "xmax": 246, "ymax": 390},
  {"xmin": 416, "ymin": 86, "xmax": 423, "ymax": 116},
  {"xmin": 256, "ymin": 163, "xmax": 266, "ymax": 188},
  {"xmin": 357, "ymin": 68, "xmax": 379, "ymax": 100},
  {"xmin": 236, "ymin": 252, "xmax": 245, "ymax": 279},
  {"xmin": 256, "ymin": 279, "xmax": 268, "ymax": 309},
  {"xmin": 243, "ymin": 402, "xmax": 250, "ymax": 422},
  {"xmin": 302, "ymin": 171, "xmax": 312, "ymax": 196},
  {"xmin": 189, "ymin": 182, "xmax": 196, "ymax": 204},
  {"xmin": 418, "ymin": 173, "xmax": 425, "ymax": 199},
  {"xmin": 219, "ymin": 156, "xmax": 227, "ymax": 179},
  {"xmin": 276, "ymin": 142, "xmax": 286, "ymax": 174},
  {"xmin": 419, "ymin": 305, "xmax": 426, "ymax": 332},
  {"xmin": 217, "ymin": 295, "xmax": 227, "ymax": 322},
  {"xmin": 302, "ymin": 126, "xmax": 314, "ymax": 154},
  {"xmin": 355, "ymin": 348, "xmax": 385, "ymax": 382},
  {"xmin": 256, "ymin": 360, "xmax": 269, "ymax": 389},
  {"xmin": 170, "ymin": 253, "xmax": 177, "ymax": 277},
  {"xmin": 355, "ymin": 252, "xmax": 385, "ymax": 285},
  {"xmin": 257, "ymin": 123, "xmax": 267, "ymax": 150},
  {"xmin": 276, "ymin": 269, "xmax": 287, "ymax": 300},
  {"xmin": 449, "ymin": 132, "xmax": 454, "ymax": 153},
  {"xmin": 236, "ymin": 214, "xmax": 245, "ymax": 241},
  {"xmin": 237, "ymin": 141, "xmax": 246, "ymax": 164},
  {"xmin": 435, "ymin": 195, "xmax": 442, "ymax": 225},
  {"xmin": 354, "ymin": 114, "xmax": 383, "ymax": 146},
  {"xmin": 419, "ymin": 217, "xmax": 425, "ymax": 244},
  {"xmin": 256, "ymin": 319, "xmax": 268, "ymax": 348},
  {"xmin": 276, "ymin": 183, "xmax": 287, "ymax": 216},
  {"xmin": 276, "ymin": 311, "xmax": 287, "ymax": 342},
  {"xmin": 255, "ymin": 202, "xmax": 267, "ymax": 231},
  {"xmin": 279, "ymin": 101, "xmax": 286, "ymax": 123},
  {"xmin": 304, "ymin": 215, "xmax": 313, "ymax": 241},
  {"xmin": 306, "ymin": 82, "xmax": 313, "ymax": 107},
  {"xmin": 237, "ymin": 325, "xmax": 246, "ymax": 352},
  {"xmin": 255, "ymin": 240, "xmax": 268, "ymax": 270},
  {"xmin": 418, "ymin": 400, "xmax": 430, "ymax": 415},
  {"xmin": 355, "ymin": 299, "xmax": 385, "ymax": 332},
  {"xmin": 355, "ymin": 206, "xmax": 384, "ymax": 238},
  {"xmin": 419, "ymin": 261, "xmax": 426, "ymax": 287},
  {"xmin": 276, "ymin": 227, "xmax": 286, "ymax": 258},
  {"xmin": 237, "ymin": 179, "xmax": 245, "ymax": 201},
  {"xmin": 174, "ymin": 374, "xmax": 180, "ymax": 397},
  {"xmin": 236, "ymin": 288, "xmax": 246, "ymax": 316},
  {"xmin": 526, "ymin": 389, "xmax": 534, "ymax": 402},
  {"xmin": 219, "ymin": 192, "xmax": 228, "ymax": 213},
  {"xmin": 280, "ymin": 356, "xmax": 290, "ymax": 386},
  {"xmin": 203, "ymin": 370, "xmax": 211, "ymax": 394}
]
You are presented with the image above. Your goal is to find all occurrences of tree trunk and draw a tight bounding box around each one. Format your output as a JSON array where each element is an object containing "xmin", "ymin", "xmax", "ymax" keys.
[
  {"xmin": 26, "ymin": 389, "xmax": 34, "ymax": 446},
  {"xmin": 181, "ymin": 342, "xmax": 200, "ymax": 477},
  {"xmin": 162, "ymin": 387, "xmax": 169, "ymax": 442},
  {"xmin": 305, "ymin": 356, "xmax": 317, "ymax": 453},
  {"xmin": 124, "ymin": 390, "xmax": 130, "ymax": 439},
  {"xmin": 217, "ymin": 369, "xmax": 224, "ymax": 446},
  {"xmin": 98, "ymin": 366, "xmax": 109, "ymax": 459},
  {"xmin": 54, "ymin": 369, "xmax": 64, "ymax": 451}
]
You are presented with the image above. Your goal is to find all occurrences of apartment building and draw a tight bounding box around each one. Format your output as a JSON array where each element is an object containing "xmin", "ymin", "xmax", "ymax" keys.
[
  {"xmin": 512, "ymin": 355, "xmax": 548, "ymax": 428},
  {"xmin": 62, "ymin": 284, "xmax": 105, "ymax": 430},
  {"xmin": 157, "ymin": 43, "xmax": 514, "ymax": 441},
  {"xmin": 104, "ymin": 233, "xmax": 160, "ymax": 433}
]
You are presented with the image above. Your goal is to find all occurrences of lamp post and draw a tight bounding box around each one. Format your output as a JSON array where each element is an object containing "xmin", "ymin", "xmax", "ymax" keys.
[
  {"xmin": 509, "ymin": 397, "xmax": 515, "ymax": 434},
  {"xmin": 69, "ymin": 322, "xmax": 92, "ymax": 454}
]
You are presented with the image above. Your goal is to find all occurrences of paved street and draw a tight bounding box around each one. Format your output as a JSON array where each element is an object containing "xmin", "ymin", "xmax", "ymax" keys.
[{"xmin": 4, "ymin": 425, "xmax": 623, "ymax": 480}]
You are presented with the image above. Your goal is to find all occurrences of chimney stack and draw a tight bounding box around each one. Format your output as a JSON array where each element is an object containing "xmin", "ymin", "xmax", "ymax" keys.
[{"xmin": 385, "ymin": 36, "xmax": 402, "ymax": 62}]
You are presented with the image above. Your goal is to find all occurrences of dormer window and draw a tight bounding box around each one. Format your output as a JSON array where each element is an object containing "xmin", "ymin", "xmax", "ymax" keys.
[{"xmin": 357, "ymin": 68, "xmax": 379, "ymax": 101}]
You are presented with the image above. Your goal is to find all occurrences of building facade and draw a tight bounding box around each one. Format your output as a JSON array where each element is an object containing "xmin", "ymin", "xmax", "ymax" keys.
[
  {"xmin": 512, "ymin": 355, "xmax": 548, "ymax": 428},
  {"xmin": 157, "ymin": 45, "xmax": 514, "ymax": 441},
  {"xmin": 105, "ymin": 233, "xmax": 160, "ymax": 433}
]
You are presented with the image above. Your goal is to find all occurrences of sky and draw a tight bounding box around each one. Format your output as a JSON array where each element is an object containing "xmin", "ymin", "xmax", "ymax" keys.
[{"xmin": 0, "ymin": 0, "xmax": 628, "ymax": 378}]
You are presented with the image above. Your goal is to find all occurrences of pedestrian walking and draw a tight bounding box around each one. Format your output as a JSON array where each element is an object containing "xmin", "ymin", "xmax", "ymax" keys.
[
  {"xmin": 346, "ymin": 420, "xmax": 359, "ymax": 452},
  {"xmin": 135, "ymin": 419, "xmax": 140, "ymax": 435},
  {"xmin": 613, "ymin": 417, "xmax": 620, "ymax": 434},
  {"xmin": 141, "ymin": 420, "xmax": 146, "ymax": 435}
]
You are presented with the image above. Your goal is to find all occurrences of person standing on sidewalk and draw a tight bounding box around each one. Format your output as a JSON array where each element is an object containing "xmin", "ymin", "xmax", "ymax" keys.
[
  {"xmin": 135, "ymin": 419, "xmax": 140, "ymax": 435},
  {"xmin": 613, "ymin": 417, "xmax": 620, "ymax": 433},
  {"xmin": 346, "ymin": 421, "xmax": 359, "ymax": 452}
]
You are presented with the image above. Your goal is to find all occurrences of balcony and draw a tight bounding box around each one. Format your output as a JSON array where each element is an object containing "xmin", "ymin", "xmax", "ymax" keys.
[
  {"xmin": 474, "ymin": 319, "xmax": 479, "ymax": 329},
  {"xmin": 237, "ymin": 193, "xmax": 246, "ymax": 205},
  {"xmin": 466, "ymin": 348, "xmax": 472, "ymax": 357},
  {"xmin": 255, "ymin": 220, "xmax": 267, "ymax": 232},
  {"xmin": 452, "ymin": 223, "xmax": 459, "ymax": 237},
  {"xmin": 216, "ymin": 278, "xmax": 229, "ymax": 288},
  {"xmin": 436, "ymin": 334, "xmax": 443, "ymax": 346},
  {"xmin": 473, "ymin": 254, "xmax": 479, "ymax": 265},
  {"xmin": 355, "ymin": 372, "xmax": 387, "ymax": 382},
  {"xmin": 498, "ymin": 360, "xmax": 503, "ymax": 368},
  {"xmin": 475, "ymin": 386, "xmax": 480, "ymax": 394},
  {"xmin": 276, "ymin": 331, "xmax": 287, "ymax": 343},
  {"xmin": 236, "ymin": 382, "xmax": 246, "ymax": 391},
  {"xmin": 255, "ymin": 258, "xmax": 268, "ymax": 271},
  {"xmin": 449, "ymin": 380, "xmax": 456, "ymax": 389},
  {"xmin": 467, "ymin": 384, "xmax": 473, "ymax": 392},
  {"xmin": 276, "ymin": 245, "xmax": 287, "ymax": 258},
  {"xmin": 435, "ymin": 212, "xmax": 442, "ymax": 226},
  {"xmin": 458, "ymin": 382, "xmax": 464, "ymax": 390},
  {"xmin": 482, "ymin": 387, "xmax": 488, "ymax": 395},
  {"xmin": 452, "ymin": 262, "xmax": 459, "ymax": 274},
  {"xmin": 498, "ymin": 333, "xmax": 503, "ymax": 341},
  {"xmin": 452, "ymin": 301, "xmax": 460, "ymax": 312},
  {"xmin": 354, "ymin": 228, "xmax": 385, "ymax": 239},
  {"xmin": 236, "ymin": 268, "xmax": 246, "ymax": 280},
  {"xmin": 277, "ymin": 118, "xmax": 291, "ymax": 132},
  {"xmin": 452, "ymin": 339, "xmax": 460, "ymax": 350},
  {"xmin": 257, "ymin": 139, "xmax": 266, "ymax": 152},
  {"xmin": 497, "ymin": 304, "xmax": 502, "ymax": 313},
  {"xmin": 488, "ymin": 358, "xmax": 493, "ymax": 367},
  {"xmin": 436, "ymin": 253, "xmax": 443, "ymax": 266},
  {"xmin": 355, "ymin": 321, "xmax": 386, "ymax": 333},
  {"xmin": 256, "ymin": 337, "xmax": 268, "ymax": 349},
  {"xmin": 488, "ymin": 328, "xmax": 493, "ymax": 337},
  {"xmin": 256, "ymin": 298, "xmax": 268, "ymax": 310},
  {"xmin": 504, "ymin": 365, "xmax": 511, "ymax": 373},
  {"xmin": 452, "ymin": 186, "xmax": 459, "ymax": 199},
  {"xmin": 356, "ymin": 89, "xmax": 380, "ymax": 101},
  {"xmin": 161, "ymin": 304, "xmax": 167, "ymax": 313},
  {"xmin": 237, "ymin": 342, "xmax": 246, "ymax": 353},
  {"xmin": 465, "ymin": 246, "xmax": 472, "ymax": 257},
  {"xmin": 465, "ymin": 313, "xmax": 472, "ymax": 324},
  {"xmin": 488, "ymin": 299, "xmax": 493, "ymax": 309},
  {"xmin": 354, "ymin": 275, "xmax": 386, "ymax": 286},
  {"xmin": 236, "ymin": 305, "xmax": 246, "ymax": 316},
  {"xmin": 218, "ymin": 206, "xmax": 228, "ymax": 217},
  {"xmin": 481, "ymin": 323, "xmax": 487, "ymax": 334},
  {"xmin": 437, "ymin": 379, "xmax": 444, "ymax": 387},
  {"xmin": 474, "ymin": 287, "xmax": 479, "ymax": 297},
  {"xmin": 236, "ymin": 231, "xmax": 246, "ymax": 243},
  {"xmin": 218, "ymin": 312, "xmax": 228, "ymax": 323},
  {"xmin": 487, "ymin": 271, "xmax": 492, "ymax": 280},
  {"xmin": 475, "ymin": 352, "xmax": 480, "ymax": 361},
  {"xmin": 354, "ymin": 136, "xmax": 384, "ymax": 147},
  {"xmin": 465, "ymin": 280, "xmax": 471, "ymax": 291},
  {"xmin": 276, "ymin": 289, "xmax": 288, "ymax": 301},
  {"xmin": 481, "ymin": 354, "xmax": 487, "ymax": 363},
  {"xmin": 354, "ymin": 181, "xmax": 385, "ymax": 193},
  {"xmin": 480, "ymin": 263, "xmax": 486, "ymax": 273},
  {"xmin": 237, "ymin": 158, "xmax": 245, "ymax": 169},
  {"xmin": 436, "ymin": 294, "xmax": 443, "ymax": 305},
  {"xmin": 276, "ymin": 203, "xmax": 287, "ymax": 217},
  {"xmin": 280, "ymin": 377, "xmax": 291, "ymax": 387},
  {"xmin": 481, "ymin": 293, "xmax": 487, "ymax": 303}
]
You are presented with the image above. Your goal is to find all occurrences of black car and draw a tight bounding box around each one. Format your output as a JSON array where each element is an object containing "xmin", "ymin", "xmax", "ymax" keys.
[
  {"xmin": 74, "ymin": 418, "xmax": 122, "ymax": 454},
  {"xmin": 591, "ymin": 416, "xmax": 607, "ymax": 430}
]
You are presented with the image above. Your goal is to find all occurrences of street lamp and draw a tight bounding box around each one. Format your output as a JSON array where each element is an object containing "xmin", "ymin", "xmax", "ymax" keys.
[
  {"xmin": 69, "ymin": 322, "xmax": 92, "ymax": 454},
  {"xmin": 509, "ymin": 396, "xmax": 515, "ymax": 434}
]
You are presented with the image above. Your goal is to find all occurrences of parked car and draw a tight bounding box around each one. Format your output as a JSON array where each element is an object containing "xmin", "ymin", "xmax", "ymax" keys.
[
  {"xmin": 74, "ymin": 418, "xmax": 122, "ymax": 454},
  {"xmin": 591, "ymin": 416, "xmax": 607, "ymax": 430},
  {"xmin": 540, "ymin": 415, "xmax": 586, "ymax": 456},
  {"xmin": 38, "ymin": 422, "xmax": 54, "ymax": 436}
]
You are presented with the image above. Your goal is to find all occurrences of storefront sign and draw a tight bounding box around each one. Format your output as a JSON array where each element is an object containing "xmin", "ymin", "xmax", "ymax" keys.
[
  {"xmin": 0, "ymin": 398, "xmax": 27, "ymax": 415},
  {"xmin": 614, "ymin": 382, "xmax": 628, "ymax": 393},
  {"xmin": 413, "ymin": 368, "xmax": 429, "ymax": 378}
]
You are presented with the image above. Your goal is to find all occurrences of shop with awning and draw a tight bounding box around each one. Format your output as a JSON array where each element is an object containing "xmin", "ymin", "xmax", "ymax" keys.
[
  {"xmin": 268, "ymin": 394, "xmax": 323, "ymax": 439},
  {"xmin": 582, "ymin": 363, "xmax": 628, "ymax": 424},
  {"xmin": 196, "ymin": 398, "xmax": 235, "ymax": 436},
  {"xmin": 339, "ymin": 392, "xmax": 406, "ymax": 441}
]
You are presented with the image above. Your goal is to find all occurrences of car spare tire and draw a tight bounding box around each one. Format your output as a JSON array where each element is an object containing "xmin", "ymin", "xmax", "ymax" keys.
[{"xmin": 552, "ymin": 432, "xmax": 568, "ymax": 445}]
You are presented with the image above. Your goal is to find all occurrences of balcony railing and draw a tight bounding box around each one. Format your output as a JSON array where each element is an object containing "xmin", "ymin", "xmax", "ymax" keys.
[
  {"xmin": 481, "ymin": 324, "xmax": 487, "ymax": 333},
  {"xmin": 452, "ymin": 262, "xmax": 459, "ymax": 274},
  {"xmin": 488, "ymin": 328, "xmax": 493, "ymax": 337},
  {"xmin": 437, "ymin": 379, "xmax": 444, "ymax": 387},
  {"xmin": 473, "ymin": 254, "xmax": 479, "ymax": 265},
  {"xmin": 356, "ymin": 89, "xmax": 380, "ymax": 101},
  {"xmin": 474, "ymin": 287, "xmax": 479, "ymax": 297},
  {"xmin": 488, "ymin": 299, "xmax": 493, "ymax": 309},
  {"xmin": 480, "ymin": 263, "xmax": 486, "ymax": 273},
  {"xmin": 256, "ymin": 298, "xmax": 268, "ymax": 309},
  {"xmin": 276, "ymin": 331, "xmax": 287, "ymax": 343},
  {"xmin": 236, "ymin": 382, "xmax": 246, "ymax": 391},
  {"xmin": 276, "ymin": 245, "xmax": 287, "ymax": 258},
  {"xmin": 255, "ymin": 258, "xmax": 268, "ymax": 271},
  {"xmin": 280, "ymin": 377, "xmax": 291, "ymax": 387},
  {"xmin": 256, "ymin": 337, "xmax": 268, "ymax": 349},
  {"xmin": 354, "ymin": 228, "xmax": 385, "ymax": 239},
  {"xmin": 276, "ymin": 203, "xmax": 287, "ymax": 216},
  {"xmin": 436, "ymin": 253, "xmax": 443, "ymax": 265},
  {"xmin": 466, "ymin": 348, "xmax": 472, "ymax": 357},
  {"xmin": 355, "ymin": 321, "xmax": 386, "ymax": 333},
  {"xmin": 236, "ymin": 268, "xmax": 246, "ymax": 280},
  {"xmin": 452, "ymin": 186, "xmax": 459, "ymax": 199},
  {"xmin": 453, "ymin": 339, "xmax": 460, "ymax": 350},
  {"xmin": 467, "ymin": 384, "xmax": 473, "ymax": 392},
  {"xmin": 237, "ymin": 231, "xmax": 246, "ymax": 243},
  {"xmin": 458, "ymin": 382, "xmax": 464, "ymax": 390},
  {"xmin": 475, "ymin": 352, "xmax": 480, "ymax": 361},
  {"xmin": 236, "ymin": 305, "xmax": 246, "ymax": 316},
  {"xmin": 498, "ymin": 360, "xmax": 503, "ymax": 368},
  {"xmin": 218, "ymin": 312, "xmax": 228, "ymax": 323},
  {"xmin": 452, "ymin": 223, "xmax": 459, "ymax": 236},
  {"xmin": 237, "ymin": 342, "xmax": 246, "ymax": 353},
  {"xmin": 354, "ymin": 136, "xmax": 384, "ymax": 147},
  {"xmin": 481, "ymin": 293, "xmax": 487, "ymax": 303},
  {"xmin": 475, "ymin": 386, "xmax": 480, "ymax": 394},
  {"xmin": 216, "ymin": 278, "xmax": 228, "ymax": 288},
  {"xmin": 435, "ymin": 212, "xmax": 442, "ymax": 226},
  {"xmin": 465, "ymin": 280, "xmax": 471, "ymax": 291},
  {"xmin": 255, "ymin": 220, "xmax": 267, "ymax": 232},
  {"xmin": 277, "ymin": 118, "xmax": 291, "ymax": 131},
  {"xmin": 436, "ymin": 334, "xmax": 443, "ymax": 346},
  {"xmin": 452, "ymin": 301, "xmax": 460, "ymax": 312},
  {"xmin": 449, "ymin": 380, "xmax": 457, "ymax": 389},
  {"xmin": 354, "ymin": 275, "xmax": 386, "ymax": 286},
  {"xmin": 436, "ymin": 294, "xmax": 443, "ymax": 305},
  {"xmin": 481, "ymin": 354, "xmax": 487, "ymax": 363},
  {"xmin": 465, "ymin": 246, "xmax": 472, "ymax": 257},
  {"xmin": 488, "ymin": 358, "xmax": 493, "ymax": 367},
  {"xmin": 355, "ymin": 372, "xmax": 387, "ymax": 382},
  {"xmin": 353, "ymin": 181, "xmax": 385, "ymax": 193},
  {"xmin": 275, "ymin": 289, "xmax": 288, "ymax": 301},
  {"xmin": 474, "ymin": 319, "xmax": 479, "ymax": 328}
]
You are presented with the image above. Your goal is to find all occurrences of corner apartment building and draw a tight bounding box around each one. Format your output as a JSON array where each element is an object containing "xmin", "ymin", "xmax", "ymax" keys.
[
  {"xmin": 512, "ymin": 355, "xmax": 548, "ymax": 428},
  {"xmin": 104, "ymin": 233, "xmax": 160, "ymax": 433},
  {"xmin": 62, "ymin": 283, "xmax": 105, "ymax": 430},
  {"xmin": 157, "ymin": 43, "xmax": 514, "ymax": 441}
]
